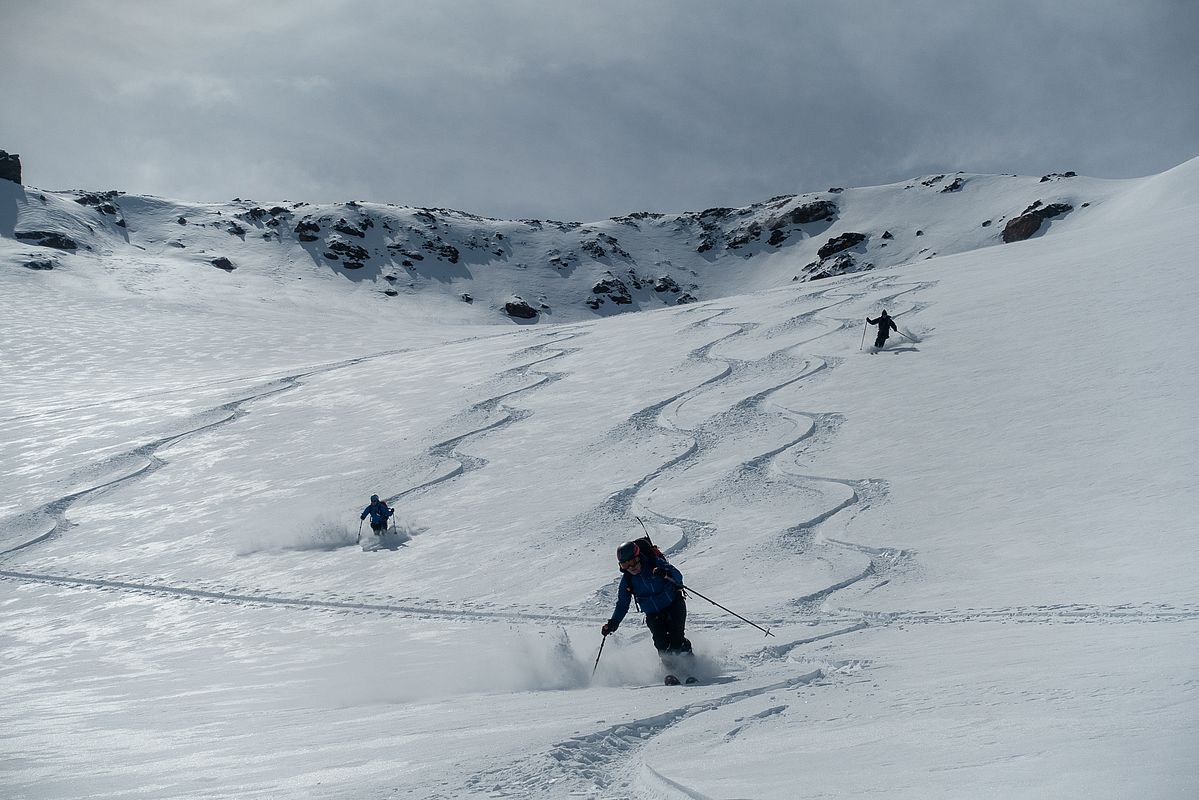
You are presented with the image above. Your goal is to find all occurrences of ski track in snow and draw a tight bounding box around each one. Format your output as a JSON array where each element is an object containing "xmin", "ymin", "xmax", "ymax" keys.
[
  {"xmin": 460, "ymin": 670, "xmax": 825, "ymax": 800},
  {"xmin": 389, "ymin": 331, "xmax": 582, "ymax": 504},
  {"xmin": 6, "ymin": 274, "xmax": 1196, "ymax": 798}
]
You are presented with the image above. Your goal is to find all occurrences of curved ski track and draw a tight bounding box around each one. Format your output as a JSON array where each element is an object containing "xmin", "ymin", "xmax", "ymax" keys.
[{"xmin": 5, "ymin": 279, "xmax": 1194, "ymax": 800}]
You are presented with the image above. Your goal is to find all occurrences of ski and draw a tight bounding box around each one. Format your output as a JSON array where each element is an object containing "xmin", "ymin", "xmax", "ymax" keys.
[{"xmin": 664, "ymin": 674, "xmax": 700, "ymax": 686}]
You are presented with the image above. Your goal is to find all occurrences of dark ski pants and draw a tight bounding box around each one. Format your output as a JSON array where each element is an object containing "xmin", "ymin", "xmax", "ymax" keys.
[
  {"xmin": 645, "ymin": 593, "xmax": 692, "ymax": 662},
  {"xmin": 874, "ymin": 334, "xmax": 889, "ymax": 348},
  {"xmin": 370, "ymin": 522, "xmax": 388, "ymax": 535}
]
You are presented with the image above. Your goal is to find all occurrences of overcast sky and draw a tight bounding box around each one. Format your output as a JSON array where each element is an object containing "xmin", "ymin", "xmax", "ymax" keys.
[{"xmin": 3, "ymin": 0, "xmax": 1197, "ymax": 221}]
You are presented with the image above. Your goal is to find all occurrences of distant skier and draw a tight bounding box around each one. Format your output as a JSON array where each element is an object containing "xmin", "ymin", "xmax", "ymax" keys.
[
  {"xmin": 867, "ymin": 309, "xmax": 898, "ymax": 349},
  {"xmin": 360, "ymin": 494, "xmax": 394, "ymax": 536},
  {"xmin": 602, "ymin": 539, "xmax": 694, "ymax": 680}
]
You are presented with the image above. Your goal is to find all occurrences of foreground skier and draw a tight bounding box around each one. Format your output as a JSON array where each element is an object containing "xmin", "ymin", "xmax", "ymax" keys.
[
  {"xmin": 602, "ymin": 539, "xmax": 696, "ymax": 684},
  {"xmin": 360, "ymin": 494, "xmax": 394, "ymax": 536},
  {"xmin": 867, "ymin": 309, "xmax": 898, "ymax": 349}
]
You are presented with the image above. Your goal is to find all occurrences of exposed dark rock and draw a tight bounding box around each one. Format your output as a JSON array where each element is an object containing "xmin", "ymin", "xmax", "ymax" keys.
[
  {"xmin": 941, "ymin": 177, "xmax": 965, "ymax": 192},
  {"xmin": 817, "ymin": 232, "xmax": 867, "ymax": 259},
  {"xmin": 768, "ymin": 229, "xmax": 789, "ymax": 246},
  {"xmin": 327, "ymin": 239, "xmax": 369, "ymax": 262},
  {"xmin": 461, "ymin": 292, "xmax": 473, "ymax": 303},
  {"xmin": 675, "ymin": 293, "xmax": 697, "ymax": 304},
  {"xmin": 75, "ymin": 191, "xmax": 122, "ymax": 212},
  {"xmin": 383, "ymin": 289, "xmax": 398, "ymax": 296},
  {"xmin": 177, "ymin": 216, "xmax": 188, "ymax": 225},
  {"xmin": 333, "ymin": 219, "xmax": 366, "ymax": 238},
  {"xmin": 1001, "ymin": 202, "xmax": 1074, "ymax": 243},
  {"xmin": 591, "ymin": 275, "xmax": 632, "ymax": 304},
  {"xmin": 808, "ymin": 253, "xmax": 871, "ymax": 280},
  {"xmin": 727, "ymin": 222, "xmax": 763, "ymax": 249},
  {"xmin": 294, "ymin": 220, "xmax": 321, "ymax": 241},
  {"xmin": 15, "ymin": 231, "xmax": 77, "ymax": 250},
  {"xmin": 982, "ymin": 220, "xmax": 992, "ymax": 227},
  {"xmin": 22, "ymin": 258, "xmax": 54, "ymax": 270},
  {"xmin": 1040, "ymin": 172, "xmax": 1077, "ymax": 182},
  {"xmin": 210, "ymin": 257, "xmax": 235, "ymax": 271},
  {"xmin": 424, "ymin": 240, "xmax": 460, "ymax": 263},
  {"xmin": 777, "ymin": 200, "xmax": 838, "ymax": 227},
  {"xmin": 504, "ymin": 297, "xmax": 538, "ymax": 318},
  {"xmin": 881, "ymin": 230, "xmax": 893, "ymax": 239},
  {"xmin": 0, "ymin": 150, "xmax": 21, "ymax": 184},
  {"xmin": 227, "ymin": 223, "xmax": 246, "ymax": 236},
  {"xmin": 654, "ymin": 275, "xmax": 681, "ymax": 293}
]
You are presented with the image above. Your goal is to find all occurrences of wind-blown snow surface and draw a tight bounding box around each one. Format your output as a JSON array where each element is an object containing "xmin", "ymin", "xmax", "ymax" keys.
[{"xmin": 2, "ymin": 160, "xmax": 1198, "ymax": 798}]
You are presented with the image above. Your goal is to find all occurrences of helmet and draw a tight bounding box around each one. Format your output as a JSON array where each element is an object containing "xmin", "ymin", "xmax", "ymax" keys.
[
  {"xmin": 616, "ymin": 541, "xmax": 640, "ymax": 564},
  {"xmin": 370, "ymin": 494, "xmax": 380, "ymax": 503}
]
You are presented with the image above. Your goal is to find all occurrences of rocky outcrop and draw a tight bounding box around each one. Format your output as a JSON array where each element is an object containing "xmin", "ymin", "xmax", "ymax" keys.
[
  {"xmin": 504, "ymin": 297, "xmax": 538, "ymax": 319},
  {"xmin": 817, "ymin": 232, "xmax": 867, "ymax": 259},
  {"xmin": 653, "ymin": 275, "xmax": 681, "ymax": 294},
  {"xmin": 210, "ymin": 257, "xmax": 236, "ymax": 271},
  {"xmin": 0, "ymin": 150, "xmax": 21, "ymax": 184},
  {"xmin": 1002, "ymin": 201, "xmax": 1074, "ymax": 243},
  {"xmin": 591, "ymin": 274, "xmax": 633, "ymax": 305},
  {"xmin": 15, "ymin": 231, "xmax": 77, "ymax": 250}
]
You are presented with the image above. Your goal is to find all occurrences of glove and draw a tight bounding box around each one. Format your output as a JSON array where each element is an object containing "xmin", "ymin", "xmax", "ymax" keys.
[
  {"xmin": 602, "ymin": 621, "xmax": 617, "ymax": 636},
  {"xmin": 652, "ymin": 566, "xmax": 668, "ymax": 579}
]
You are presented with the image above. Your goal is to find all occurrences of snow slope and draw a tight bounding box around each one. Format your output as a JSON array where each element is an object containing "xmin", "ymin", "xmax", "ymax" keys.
[{"xmin": 1, "ymin": 158, "xmax": 1197, "ymax": 799}]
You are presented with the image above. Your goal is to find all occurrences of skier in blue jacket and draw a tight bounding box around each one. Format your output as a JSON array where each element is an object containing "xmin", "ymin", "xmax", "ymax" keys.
[
  {"xmin": 360, "ymin": 494, "xmax": 394, "ymax": 536},
  {"xmin": 602, "ymin": 540, "xmax": 693, "ymax": 673}
]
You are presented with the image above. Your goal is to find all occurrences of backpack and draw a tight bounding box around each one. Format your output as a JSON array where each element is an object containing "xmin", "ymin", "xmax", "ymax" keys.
[{"xmin": 621, "ymin": 535, "xmax": 669, "ymax": 610}]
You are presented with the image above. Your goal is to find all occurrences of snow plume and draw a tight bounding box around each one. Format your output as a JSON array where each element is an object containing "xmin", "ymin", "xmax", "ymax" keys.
[
  {"xmin": 318, "ymin": 626, "xmax": 663, "ymax": 707},
  {"xmin": 589, "ymin": 634, "xmax": 731, "ymax": 687},
  {"xmin": 233, "ymin": 499, "xmax": 360, "ymax": 554}
]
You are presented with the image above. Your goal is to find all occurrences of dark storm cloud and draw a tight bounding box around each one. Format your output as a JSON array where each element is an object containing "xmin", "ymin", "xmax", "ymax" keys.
[{"xmin": 2, "ymin": 0, "xmax": 1196, "ymax": 221}]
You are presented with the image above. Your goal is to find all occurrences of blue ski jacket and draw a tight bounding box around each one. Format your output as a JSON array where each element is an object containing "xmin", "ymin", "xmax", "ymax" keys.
[
  {"xmin": 608, "ymin": 555, "xmax": 683, "ymax": 629},
  {"xmin": 361, "ymin": 501, "xmax": 394, "ymax": 526}
]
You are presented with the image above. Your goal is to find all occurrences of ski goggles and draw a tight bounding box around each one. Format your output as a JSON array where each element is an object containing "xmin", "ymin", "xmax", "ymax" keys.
[{"xmin": 619, "ymin": 557, "xmax": 639, "ymax": 570}]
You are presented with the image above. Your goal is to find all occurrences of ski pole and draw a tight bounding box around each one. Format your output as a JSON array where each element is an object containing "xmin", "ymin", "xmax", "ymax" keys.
[
  {"xmin": 897, "ymin": 329, "xmax": 917, "ymax": 342},
  {"xmin": 357, "ymin": 519, "xmax": 363, "ymax": 543},
  {"xmin": 860, "ymin": 320, "xmax": 868, "ymax": 350},
  {"xmin": 592, "ymin": 634, "xmax": 607, "ymax": 676},
  {"xmin": 679, "ymin": 583, "xmax": 774, "ymax": 637}
]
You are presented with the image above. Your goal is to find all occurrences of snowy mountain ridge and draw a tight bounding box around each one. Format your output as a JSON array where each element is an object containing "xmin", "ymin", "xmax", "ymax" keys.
[{"xmin": 1, "ymin": 155, "xmax": 1133, "ymax": 323}]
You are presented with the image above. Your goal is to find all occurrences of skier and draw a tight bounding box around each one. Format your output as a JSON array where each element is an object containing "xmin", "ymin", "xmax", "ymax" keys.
[
  {"xmin": 360, "ymin": 494, "xmax": 394, "ymax": 536},
  {"xmin": 602, "ymin": 539, "xmax": 694, "ymax": 683},
  {"xmin": 867, "ymin": 309, "xmax": 898, "ymax": 349}
]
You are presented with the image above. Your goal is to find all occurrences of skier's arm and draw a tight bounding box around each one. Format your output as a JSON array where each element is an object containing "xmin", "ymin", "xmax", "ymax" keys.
[
  {"xmin": 866, "ymin": 316, "xmax": 878, "ymax": 325},
  {"xmin": 607, "ymin": 579, "xmax": 632, "ymax": 630},
  {"xmin": 360, "ymin": 507, "xmax": 369, "ymax": 520}
]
